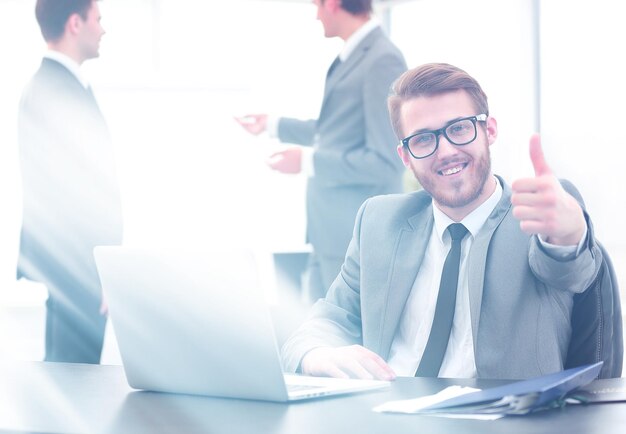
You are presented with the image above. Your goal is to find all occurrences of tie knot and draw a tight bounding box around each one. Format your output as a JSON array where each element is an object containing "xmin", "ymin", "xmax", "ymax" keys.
[{"xmin": 447, "ymin": 223, "xmax": 468, "ymax": 241}]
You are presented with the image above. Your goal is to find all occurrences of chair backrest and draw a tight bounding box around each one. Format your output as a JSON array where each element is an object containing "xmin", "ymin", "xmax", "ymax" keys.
[{"xmin": 565, "ymin": 243, "xmax": 623, "ymax": 378}]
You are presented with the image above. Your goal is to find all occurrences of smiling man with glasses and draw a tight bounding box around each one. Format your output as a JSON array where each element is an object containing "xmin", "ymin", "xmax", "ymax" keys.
[{"xmin": 281, "ymin": 63, "xmax": 612, "ymax": 380}]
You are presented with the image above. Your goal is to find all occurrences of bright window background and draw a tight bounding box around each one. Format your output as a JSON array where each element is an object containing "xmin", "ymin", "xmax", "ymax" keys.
[
  {"xmin": 539, "ymin": 0, "xmax": 626, "ymax": 265},
  {"xmin": 0, "ymin": 0, "xmax": 624, "ymax": 369}
]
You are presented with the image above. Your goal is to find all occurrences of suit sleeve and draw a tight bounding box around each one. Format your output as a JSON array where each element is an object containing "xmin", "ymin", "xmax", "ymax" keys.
[
  {"xmin": 280, "ymin": 199, "xmax": 370, "ymax": 372},
  {"xmin": 312, "ymin": 53, "xmax": 406, "ymax": 185},
  {"xmin": 528, "ymin": 180, "xmax": 602, "ymax": 293},
  {"xmin": 277, "ymin": 118, "xmax": 317, "ymax": 146}
]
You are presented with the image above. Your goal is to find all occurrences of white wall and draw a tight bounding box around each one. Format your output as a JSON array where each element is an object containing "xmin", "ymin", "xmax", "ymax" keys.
[{"xmin": 540, "ymin": 0, "xmax": 626, "ymax": 261}]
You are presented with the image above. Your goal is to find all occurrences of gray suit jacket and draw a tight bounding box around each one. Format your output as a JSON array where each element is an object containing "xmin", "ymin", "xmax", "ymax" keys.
[
  {"xmin": 278, "ymin": 27, "xmax": 407, "ymax": 258},
  {"xmin": 18, "ymin": 58, "xmax": 123, "ymax": 287},
  {"xmin": 281, "ymin": 177, "xmax": 603, "ymax": 379}
]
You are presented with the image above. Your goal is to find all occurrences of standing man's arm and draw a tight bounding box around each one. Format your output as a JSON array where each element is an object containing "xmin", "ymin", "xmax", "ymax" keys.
[
  {"xmin": 235, "ymin": 113, "xmax": 318, "ymax": 146},
  {"xmin": 277, "ymin": 118, "xmax": 318, "ymax": 146}
]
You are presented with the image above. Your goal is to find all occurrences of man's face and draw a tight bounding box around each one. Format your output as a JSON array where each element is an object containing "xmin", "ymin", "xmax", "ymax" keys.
[
  {"xmin": 313, "ymin": 0, "xmax": 336, "ymax": 38},
  {"xmin": 77, "ymin": 1, "xmax": 105, "ymax": 62},
  {"xmin": 397, "ymin": 90, "xmax": 498, "ymax": 218}
]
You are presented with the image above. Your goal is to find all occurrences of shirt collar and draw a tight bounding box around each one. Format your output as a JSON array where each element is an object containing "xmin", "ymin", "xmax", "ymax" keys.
[
  {"xmin": 44, "ymin": 50, "xmax": 90, "ymax": 89},
  {"xmin": 338, "ymin": 18, "xmax": 379, "ymax": 62},
  {"xmin": 433, "ymin": 176, "xmax": 503, "ymax": 243}
]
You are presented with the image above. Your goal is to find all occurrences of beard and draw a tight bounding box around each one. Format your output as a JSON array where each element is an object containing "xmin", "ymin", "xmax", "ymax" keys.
[{"xmin": 413, "ymin": 146, "xmax": 492, "ymax": 210}]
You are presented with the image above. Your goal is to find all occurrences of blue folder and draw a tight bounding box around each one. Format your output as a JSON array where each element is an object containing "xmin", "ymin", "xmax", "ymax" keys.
[{"xmin": 421, "ymin": 362, "xmax": 603, "ymax": 414}]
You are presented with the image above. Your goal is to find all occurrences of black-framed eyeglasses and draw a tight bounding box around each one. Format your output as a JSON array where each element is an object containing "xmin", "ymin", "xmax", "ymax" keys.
[{"xmin": 401, "ymin": 114, "xmax": 488, "ymax": 159}]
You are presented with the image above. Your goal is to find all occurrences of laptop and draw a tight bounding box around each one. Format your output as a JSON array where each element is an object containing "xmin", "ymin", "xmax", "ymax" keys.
[{"xmin": 93, "ymin": 246, "xmax": 389, "ymax": 402}]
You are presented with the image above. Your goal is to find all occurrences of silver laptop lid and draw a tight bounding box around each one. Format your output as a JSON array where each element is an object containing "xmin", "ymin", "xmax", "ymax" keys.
[{"xmin": 94, "ymin": 246, "xmax": 289, "ymax": 401}]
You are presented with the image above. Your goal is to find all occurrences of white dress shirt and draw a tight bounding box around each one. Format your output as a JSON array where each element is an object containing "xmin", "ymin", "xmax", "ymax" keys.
[{"xmin": 387, "ymin": 177, "xmax": 503, "ymax": 378}]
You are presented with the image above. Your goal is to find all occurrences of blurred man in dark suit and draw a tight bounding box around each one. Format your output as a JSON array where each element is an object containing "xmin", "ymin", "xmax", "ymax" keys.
[{"xmin": 17, "ymin": 0, "xmax": 123, "ymax": 363}]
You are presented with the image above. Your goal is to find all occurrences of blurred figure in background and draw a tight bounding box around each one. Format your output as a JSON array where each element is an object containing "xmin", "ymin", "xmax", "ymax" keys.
[
  {"xmin": 17, "ymin": 0, "xmax": 123, "ymax": 363},
  {"xmin": 237, "ymin": 0, "xmax": 406, "ymax": 302}
]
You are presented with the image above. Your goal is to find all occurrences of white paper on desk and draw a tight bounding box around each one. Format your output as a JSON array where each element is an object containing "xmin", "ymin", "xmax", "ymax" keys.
[
  {"xmin": 373, "ymin": 386, "xmax": 504, "ymax": 420},
  {"xmin": 373, "ymin": 386, "xmax": 480, "ymax": 413}
]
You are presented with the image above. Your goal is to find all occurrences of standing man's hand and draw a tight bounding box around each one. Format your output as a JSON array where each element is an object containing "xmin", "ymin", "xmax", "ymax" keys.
[
  {"xmin": 234, "ymin": 114, "xmax": 268, "ymax": 135},
  {"xmin": 267, "ymin": 147, "xmax": 303, "ymax": 174},
  {"xmin": 511, "ymin": 134, "xmax": 586, "ymax": 246},
  {"xmin": 301, "ymin": 345, "xmax": 396, "ymax": 381}
]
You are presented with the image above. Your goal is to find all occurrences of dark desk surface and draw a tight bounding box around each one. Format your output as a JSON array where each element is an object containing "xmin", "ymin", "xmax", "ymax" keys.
[{"xmin": 1, "ymin": 361, "xmax": 625, "ymax": 434}]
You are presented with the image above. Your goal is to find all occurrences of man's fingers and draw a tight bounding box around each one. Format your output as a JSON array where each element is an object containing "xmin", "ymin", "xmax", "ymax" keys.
[
  {"xmin": 321, "ymin": 365, "xmax": 351, "ymax": 380},
  {"xmin": 266, "ymin": 152, "xmax": 284, "ymax": 168},
  {"xmin": 511, "ymin": 175, "xmax": 557, "ymax": 193},
  {"xmin": 511, "ymin": 192, "xmax": 557, "ymax": 207},
  {"xmin": 337, "ymin": 358, "xmax": 375, "ymax": 380},
  {"xmin": 529, "ymin": 134, "xmax": 552, "ymax": 177},
  {"xmin": 303, "ymin": 345, "xmax": 395, "ymax": 380},
  {"xmin": 518, "ymin": 220, "xmax": 551, "ymax": 235},
  {"xmin": 361, "ymin": 357, "xmax": 396, "ymax": 381},
  {"xmin": 511, "ymin": 205, "xmax": 546, "ymax": 222},
  {"xmin": 349, "ymin": 346, "xmax": 395, "ymax": 380}
]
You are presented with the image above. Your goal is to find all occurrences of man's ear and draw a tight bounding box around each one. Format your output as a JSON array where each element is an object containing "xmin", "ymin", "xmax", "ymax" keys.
[
  {"xmin": 397, "ymin": 144, "xmax": 411, "ymax": 168},
  {"xmin": 486, "ymin": 116, "xmax": 498, "ymax": 146},
  {"xmin": 65, "ymin": 13, "xmax": 83, "ymax": 36}
]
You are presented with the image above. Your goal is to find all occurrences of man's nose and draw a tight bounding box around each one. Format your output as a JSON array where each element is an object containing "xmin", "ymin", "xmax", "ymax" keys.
[{"xmin": 435, "ymin": 134, "xmax": 459, "ymax": 158}]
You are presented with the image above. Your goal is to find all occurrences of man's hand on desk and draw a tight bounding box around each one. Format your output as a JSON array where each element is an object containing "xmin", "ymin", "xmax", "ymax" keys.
[{"xmin": 301, "ymin": 345, "xmax": 396, "ymax": 381}]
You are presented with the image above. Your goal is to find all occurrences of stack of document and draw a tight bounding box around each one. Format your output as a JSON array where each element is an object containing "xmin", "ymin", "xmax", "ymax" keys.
[{"xmin": 374, "ymin": 362, "xmax": 603, "ymax": 418}]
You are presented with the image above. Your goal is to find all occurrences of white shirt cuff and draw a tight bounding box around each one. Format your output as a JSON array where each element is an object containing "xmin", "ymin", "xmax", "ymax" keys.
[
  {"xmin": 267, "ymin": 116, "xmax": 279, "ymax": 138},
  {"xmin": 538, "ymin": 225, "xmax": 589, "ymax": 259},
  {"xmin": 301, "ymin": 147, "xmax": 315, "ymax": 177}
]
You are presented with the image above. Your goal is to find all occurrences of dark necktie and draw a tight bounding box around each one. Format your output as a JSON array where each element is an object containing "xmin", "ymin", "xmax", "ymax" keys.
[
  {"xmin": 326, "ymin": 56, "xmax": 341, "ymax": 78},
  {"xmin": 415, "ymin": 223, "xmax": 469, "ymax": 377}
]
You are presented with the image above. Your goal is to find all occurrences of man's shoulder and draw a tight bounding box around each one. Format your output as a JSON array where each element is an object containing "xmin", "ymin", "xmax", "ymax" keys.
[
  {"xmin": 362, "ymin": 27, "xmax": 405, "ymax": 60},
  {"xmin": 28, "ymin": 59, "xmax": 82, "ymax": 94},
  {"xmin": 364, "ymin": 190, "xmax": 431, "ymax": 218},
  {"xmin": 21, "ymin": 59, "xmax": 90, "ymax": 110}
]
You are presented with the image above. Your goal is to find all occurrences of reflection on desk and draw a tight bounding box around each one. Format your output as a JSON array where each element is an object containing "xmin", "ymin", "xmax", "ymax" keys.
[{"xmin": 1, "ymin": 361, "xmax": 625, "ymax": 434}]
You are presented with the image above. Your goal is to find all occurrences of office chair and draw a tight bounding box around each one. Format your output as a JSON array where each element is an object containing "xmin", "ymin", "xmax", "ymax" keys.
[{"xmin": 565, "ymin": 243, "xmax": 623, "ymax": 378}]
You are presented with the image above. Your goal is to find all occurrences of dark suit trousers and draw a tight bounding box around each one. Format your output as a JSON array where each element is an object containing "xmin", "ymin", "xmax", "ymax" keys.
[
  {"xmin": 44, "ymin": 282, "xmax": 106, "ymax": 364},
  {"xmin": 302, "ymin": 252, "xmax": 344, "ymax": 304}
]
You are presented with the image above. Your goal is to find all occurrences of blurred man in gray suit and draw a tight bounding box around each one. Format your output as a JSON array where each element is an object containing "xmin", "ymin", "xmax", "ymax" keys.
[
  {"xmin": 17, "ymin": 0, "xmax": 123, "ymax": 363},
  {"xmin": 281, "ymin": 63, "xmax": 604, "ymax": 380},
  {"xmin": 237, "ymin": 0, "xmax": 406, "ymax": 301}
]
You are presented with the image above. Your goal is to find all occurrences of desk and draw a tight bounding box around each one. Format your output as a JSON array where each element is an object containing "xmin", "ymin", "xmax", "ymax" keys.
[{"xmin": 1, "ymin": 361, "xmax": 625, "ymax": 434}]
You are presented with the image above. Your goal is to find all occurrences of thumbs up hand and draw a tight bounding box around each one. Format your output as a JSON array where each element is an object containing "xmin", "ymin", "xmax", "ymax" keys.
[{"xmin": 511, "ymin": 134, "xmax": 586, "ymax": 246}]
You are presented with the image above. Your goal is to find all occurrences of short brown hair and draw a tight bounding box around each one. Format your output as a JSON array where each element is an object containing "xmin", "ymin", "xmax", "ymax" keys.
[
  {"xmin": 388, "ymin": 63, "xmax": 489, "ymax": 140},
  {"xmin": 339, "ymin": 0, "xmax": 372, "ymax": 15},
  {"xmin": 35, "ymin": 0, "xmax": 95, "ymax": 42}
]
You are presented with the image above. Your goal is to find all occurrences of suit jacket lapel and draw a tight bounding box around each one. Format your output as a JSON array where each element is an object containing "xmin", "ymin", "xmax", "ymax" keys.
[
  {"xmin": 375, "ymin": 201, "xmax": 434, "ymax": 359},
  {"xmin": 467, "ymin": 176, "xmax": 513, "ymax": 347},
  {"xmin": 320, "ymin": 28, "xmax": 382, "ymax": 110}
]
